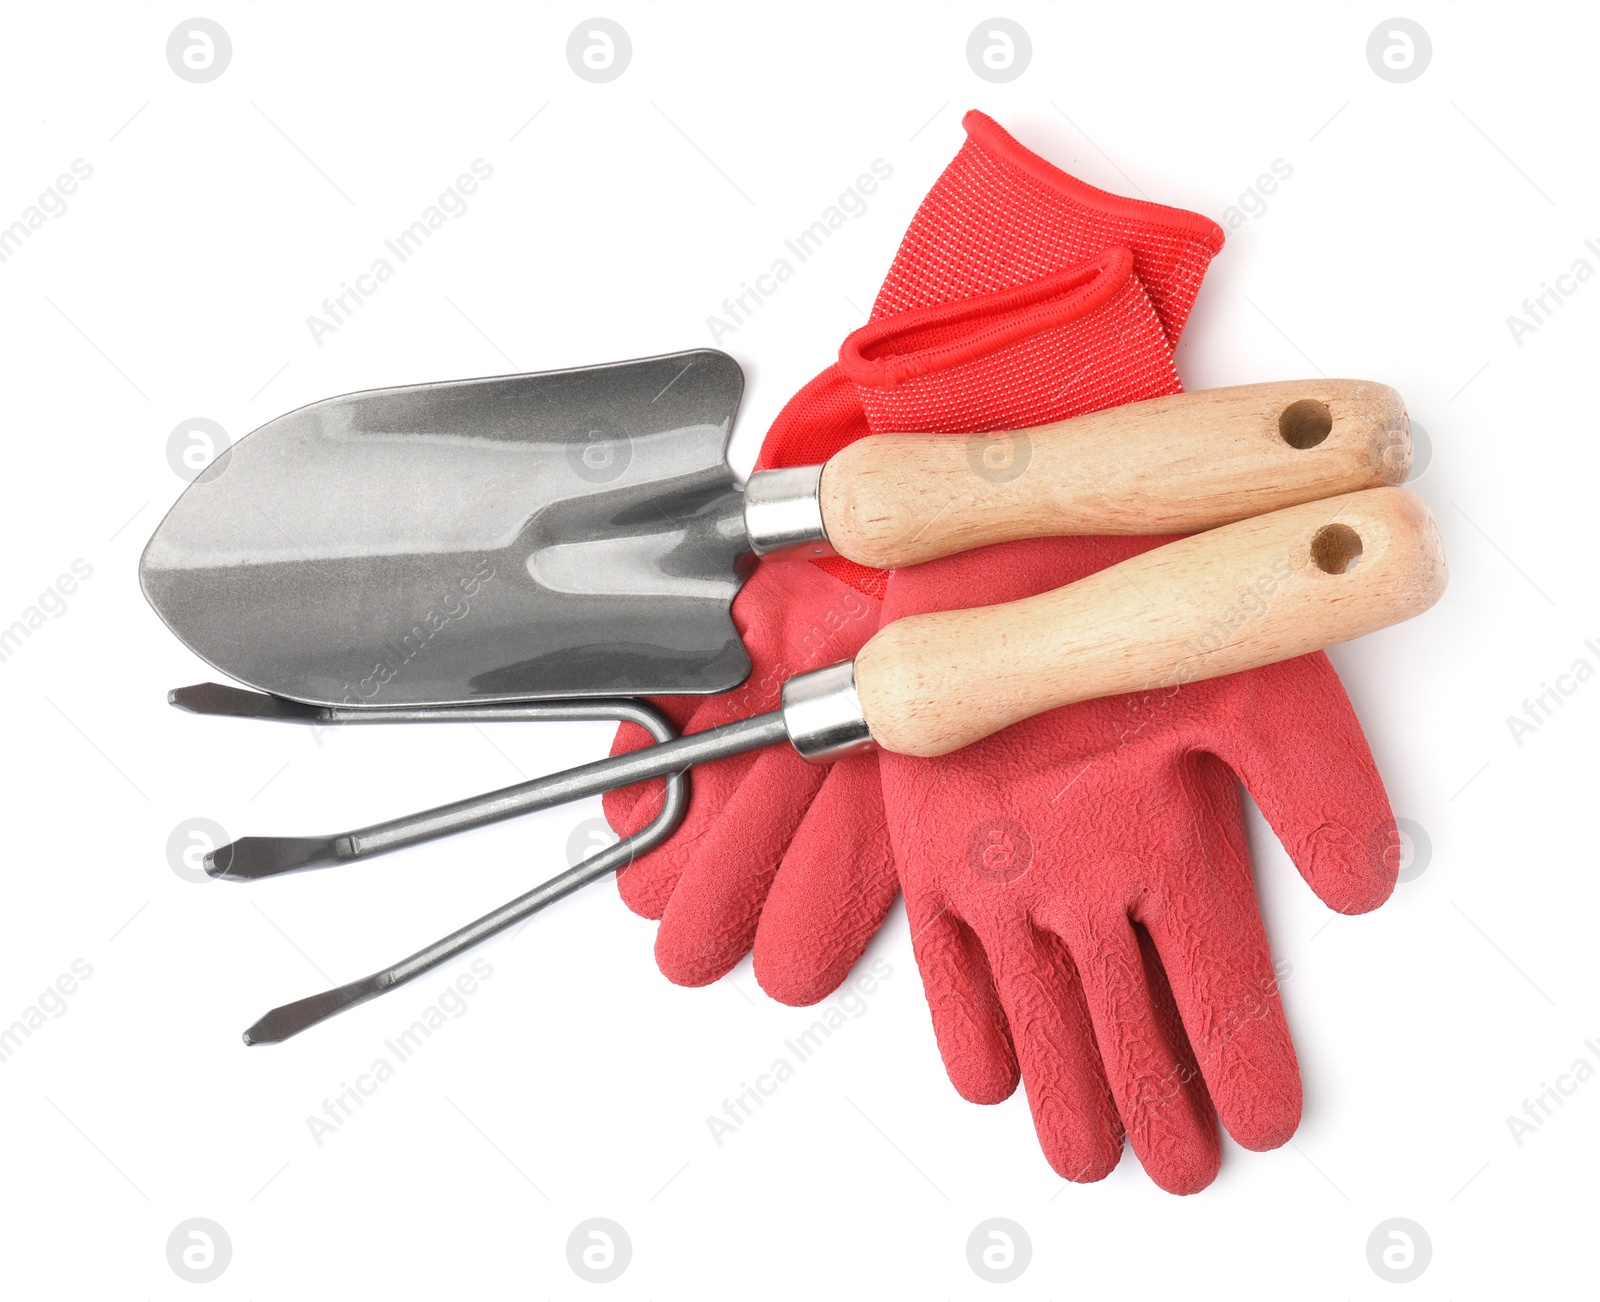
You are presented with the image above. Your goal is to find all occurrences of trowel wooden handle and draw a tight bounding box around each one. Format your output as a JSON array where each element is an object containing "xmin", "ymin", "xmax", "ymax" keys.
[
  {"xmin": 854, "ymin": 487, "xmax": 1446, "ymax": 758},
  {"xmin": 821, "ymin": 380, "xmax": 1410, "ymax": 568}
]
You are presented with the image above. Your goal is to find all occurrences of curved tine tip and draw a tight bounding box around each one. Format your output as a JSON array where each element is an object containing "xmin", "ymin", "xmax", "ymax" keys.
[
  {"xmin": 168, "ymin": 682, "xmax": 325, "ymax": 721},
  {"xmin": 206, "ymin": 836, "xmax": 343, "ymax": 880},
  {"xmin": 243, "ymin": 981, "xmax": 375, "ymax": 1045}
]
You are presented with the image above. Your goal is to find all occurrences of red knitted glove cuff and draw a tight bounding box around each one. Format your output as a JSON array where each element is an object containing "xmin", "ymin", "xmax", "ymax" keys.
[
  {"xmin": 838, "ymin": 247, "xmax": 1180, "ymax": 433},
  {"xmin": 877, "ymin": 111, "xmax": 1224, "ymax": 346}
]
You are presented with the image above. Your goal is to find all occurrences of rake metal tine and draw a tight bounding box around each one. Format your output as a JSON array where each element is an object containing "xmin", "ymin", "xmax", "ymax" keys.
[
  {"xmin": 242, "ymin": 769, "xmax": 687, "ymax": 1044},
  {"xmin": 167, "ymin": 684, "xmax": 695, "ymax": 1042}
]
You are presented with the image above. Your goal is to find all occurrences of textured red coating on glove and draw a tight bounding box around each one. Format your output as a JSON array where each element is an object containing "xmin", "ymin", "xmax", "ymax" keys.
[
  {"xmin": 603, "ymin": 560, "xmax": 891, "ymax": 997},
  {"xmin": 873, "ymin": 549, "xmax": 1398, "ymax": 1194}
]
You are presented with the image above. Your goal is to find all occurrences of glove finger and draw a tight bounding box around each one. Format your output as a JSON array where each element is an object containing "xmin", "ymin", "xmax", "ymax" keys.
[
  {"xmin": 752, "ymin": 753, "xmax": 899, "ymax": 1006},
  {"xmin": 610, "ymin": 557, "xmax": 879, "ymax": 859},
  {"xmin": 985, "ymin": 920, "xmax": 1124, "ymax": 1184},
  {"xmin": 603, "ymin": 687, "xmax": 723, "ymax": 832},
  {"xmin": 602, "ymin": 719, "xmax": 670, "ymax": 836},
  {"xmin": 906, "ymin": 895, "xmax": 1019, "ymax": 1105},
  {"xmin": 611, "ymin": 742, "xmax": 766, "ymax": 920},
  {"xmin": 1209, "ymin": 655, "xmax": 1398, "ymax": 916},
  {"xmin": 652, "ymin": 745, "xmax": 828, "ymax": 986},
  {"xmin": 1037, "ymin": 898, "xmax": 1221, "ymax": 1195},
  {"xmin": 1141, "ymin": 754, "xmax": 1303, "ymax": 1152}
]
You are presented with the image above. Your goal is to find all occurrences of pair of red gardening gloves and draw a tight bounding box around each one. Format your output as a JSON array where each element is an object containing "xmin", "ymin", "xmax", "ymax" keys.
[{"xmin": 605, "ymin": 112, "xmax": 1399, "ymax": 1194}]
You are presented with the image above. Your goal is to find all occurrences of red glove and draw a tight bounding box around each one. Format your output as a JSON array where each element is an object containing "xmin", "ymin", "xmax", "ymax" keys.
[{"xmin": 753, "ymin": 118, "xmax": 1400, "ymax": 1194}]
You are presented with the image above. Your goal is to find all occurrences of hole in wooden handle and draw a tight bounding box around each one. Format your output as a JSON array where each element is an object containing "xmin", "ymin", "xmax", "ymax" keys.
[
  {"xmin": 1311, "ymin": 523, "xmax": 1363, "ymax": 574},
  {"xmin": 1279, "ymin": 398, "xmax": 1334, "ymax": 449}
]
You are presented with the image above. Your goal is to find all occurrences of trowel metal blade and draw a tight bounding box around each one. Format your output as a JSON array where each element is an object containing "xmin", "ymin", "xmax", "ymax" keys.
[{"xmin": 140, "ymin": 350, "xmax": 754, "ymax": 707}]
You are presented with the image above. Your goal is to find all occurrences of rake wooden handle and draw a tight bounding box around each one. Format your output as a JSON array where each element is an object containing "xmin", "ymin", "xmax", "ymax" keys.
[
  {"xmin": 854, "ymin": 487, "xmax": 1446, "ymax": 758},
  {"xmin": 820, "ymin": 380, "xmax": 1411, "ymax": 568}
]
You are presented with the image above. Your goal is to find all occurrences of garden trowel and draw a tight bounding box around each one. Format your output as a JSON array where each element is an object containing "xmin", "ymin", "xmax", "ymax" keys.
[{"xmin": 140, "ymin": 350, "xmax": 1409, "ymax": 708}]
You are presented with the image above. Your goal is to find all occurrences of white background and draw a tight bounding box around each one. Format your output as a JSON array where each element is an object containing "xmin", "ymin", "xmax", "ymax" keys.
[{"xmin": 1, "ymin": 2, "xmax": 1594, "ymax": 1297}]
